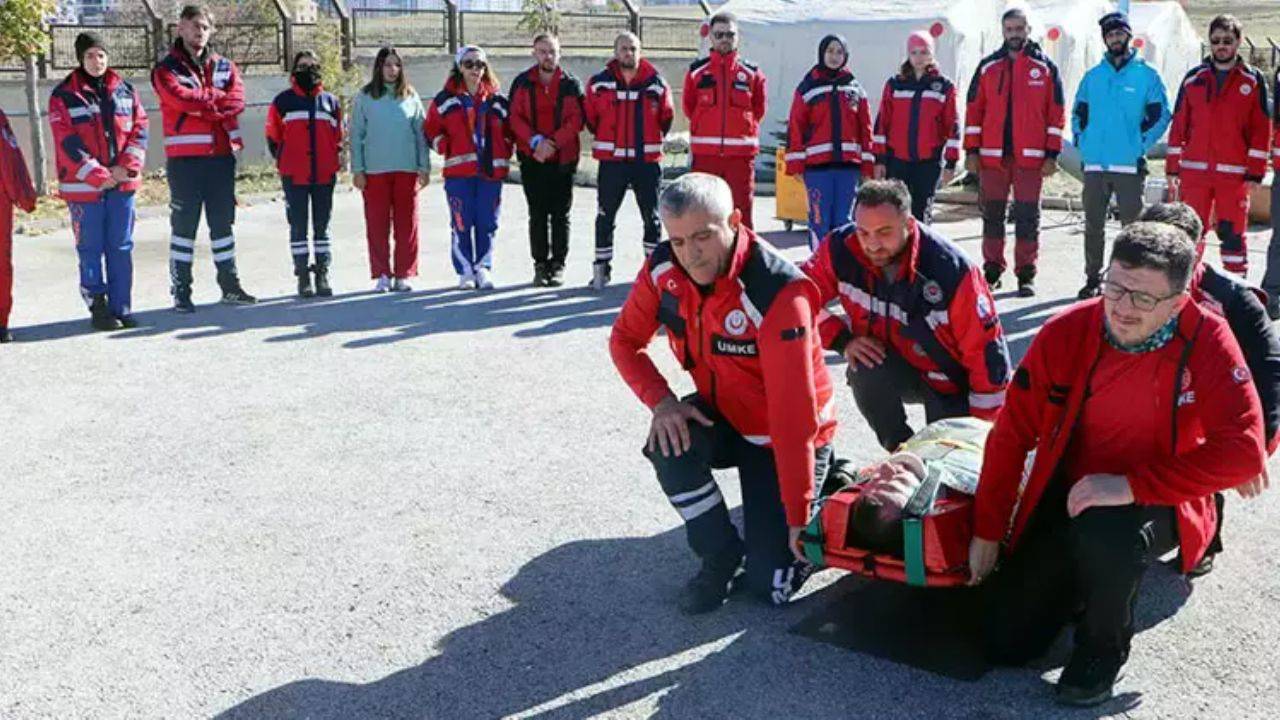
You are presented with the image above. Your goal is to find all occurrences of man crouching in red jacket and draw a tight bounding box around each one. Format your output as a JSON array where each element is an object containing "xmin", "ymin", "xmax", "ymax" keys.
[
  {"xmin": 610, "ymin": 172, "xmax": 837, "ymax": 614},
  {"xmin": 968, "ymin": 222, "xmax": 1266, "ymax": 706}
]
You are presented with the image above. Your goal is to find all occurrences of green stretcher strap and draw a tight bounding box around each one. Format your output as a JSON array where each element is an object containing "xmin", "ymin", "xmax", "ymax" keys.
[
  {"xmin": 903, "ymin": 517, "xmax": 926, "ymax": 586},
  {"xmin": 801, "ymin": 503, "xmax": 826, "ymax": 567}
]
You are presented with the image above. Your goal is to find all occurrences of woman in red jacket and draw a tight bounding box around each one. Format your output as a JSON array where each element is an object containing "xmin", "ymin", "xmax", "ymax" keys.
[
  {"xmin": 425, "ymin": 46, "xmax": 512, "ymax": 291},
  {"xmin": 0, "ymin": 106, "xmax": 37, "ymax": 344},
  {"xmin": 266, "ymin": 51, "xmax": 342, "ymax": 298},
  {"xmin": 785, "ymin": 35, "xmax": 874, "ymax": 251},
  {"xmin": 872, "ymin": 31, "xmax": 960, "ymax": 224}
]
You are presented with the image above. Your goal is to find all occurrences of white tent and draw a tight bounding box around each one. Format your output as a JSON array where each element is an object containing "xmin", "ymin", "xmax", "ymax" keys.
[
  {"xmin": 1128, "ymin": 1, "xmax": 1204, "ymax": 94},
  {"xmin": 718, "ymin": 0, "xmax": 1201, "ymax": 156}
]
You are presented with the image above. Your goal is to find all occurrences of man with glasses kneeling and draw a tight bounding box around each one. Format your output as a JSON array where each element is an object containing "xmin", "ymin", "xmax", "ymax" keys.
[{"xmin": 968, "ymin": 222, "xmax": 1266, "ymax": 706}]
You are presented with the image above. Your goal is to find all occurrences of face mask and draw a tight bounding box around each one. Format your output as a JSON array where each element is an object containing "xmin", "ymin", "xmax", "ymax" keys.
[{"xmin": 294, "ymin": 68, "xmax": 320, "ymax": 91}]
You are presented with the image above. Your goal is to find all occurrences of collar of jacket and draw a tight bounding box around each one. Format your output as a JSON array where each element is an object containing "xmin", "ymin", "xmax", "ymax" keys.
[
  {"xmin": 1101, "ymin": 48, "xmax": 1138, "ymax": 73},
  {"xmin": 809, "ymin": 65, "xmax": 854, "ymax": 85},
  {"xmin": 708, "ymin": 50, "xmax": 740, "ymax": 71},
  {"xmin": 1198, "ymin": 55, "xmax": 1246, "ymax": 74},
  {"xmin": 607, "ymin": 58, "xmax": 656, "ymax": 85},
  {"xmin": 526, "ymin": 65, "xmax": 563, "ymax": 87},
  {"xmin": 68, "ymin": 67, "xmax": 121, "ymax": 95},
  {"xmin": 844, "ymin": 217, "xmax": 923, "ymax": 284}
]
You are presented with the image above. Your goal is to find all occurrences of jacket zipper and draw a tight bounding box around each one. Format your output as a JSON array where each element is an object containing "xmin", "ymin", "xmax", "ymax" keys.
[
  {"xmin": 697, "ymin": 293, "xmax": 718, "ymax": 406},
  {"xmin": 720, "ymin": 58, "xmax": 728, "ymax": 155}
]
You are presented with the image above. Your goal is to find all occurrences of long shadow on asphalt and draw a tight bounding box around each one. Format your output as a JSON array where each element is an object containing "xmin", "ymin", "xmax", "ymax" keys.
[
  {"xmin": 10, "ymin": 283, "xmax": 635, "ymax": 347},
  {"xmin": 215, "ymin": 523, "xmax": 1192, "ymax": 720}
]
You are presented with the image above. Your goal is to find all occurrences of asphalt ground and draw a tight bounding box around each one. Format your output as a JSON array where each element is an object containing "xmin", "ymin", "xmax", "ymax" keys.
[{"xmin": 1, "ymin": 183, "xmax": 1278, "ymax": 719}]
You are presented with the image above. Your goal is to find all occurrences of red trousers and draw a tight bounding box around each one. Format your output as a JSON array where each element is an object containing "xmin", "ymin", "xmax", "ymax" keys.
[
  {"xmin": 0, "ymin": 202, "xmax": 12, "ymax": 328},
  {"xmin": 692, "ymin": 155, "xmax": 756, "ymax": 229},
  {"xmin": 362, "ymin": 171, "xmax": 420, "ymax": 279},
  {"xmin": 1179, "ymin": 174, "xmax": 1251, "ymax": 275},
  {"xmin": 979, "ymin": 159, "xmax": 1044, "ymax": 275}
]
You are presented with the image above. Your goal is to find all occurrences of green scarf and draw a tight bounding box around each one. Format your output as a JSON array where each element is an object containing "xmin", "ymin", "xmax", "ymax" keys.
[{"xmin": 1103, "ymin": 313, "xmax": 1179, "ymax": 354}]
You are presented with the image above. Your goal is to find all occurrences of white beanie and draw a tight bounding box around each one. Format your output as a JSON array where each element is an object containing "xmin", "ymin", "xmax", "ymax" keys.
[{"xmin": 455, "ymin": 45, "xmax": 486, "ymax": 67}]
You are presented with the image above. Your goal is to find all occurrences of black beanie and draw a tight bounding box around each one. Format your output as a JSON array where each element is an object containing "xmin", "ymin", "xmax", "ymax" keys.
[
  {"xmin": 817, "ymin": 34, "xmax": 849, "ymax": 70},
  {"xmin": 75, "ymin": 32, "xmax": 106, "ymax": 64},
  {"xmin": 1099, "ymin": 12, "xmax": 1132, "ymax": 38}
]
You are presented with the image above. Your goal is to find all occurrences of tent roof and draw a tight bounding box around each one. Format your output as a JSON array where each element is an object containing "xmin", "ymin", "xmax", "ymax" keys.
[{"xmin": 725, "ymin": 0, "xmax": 989, "ymax": 25}]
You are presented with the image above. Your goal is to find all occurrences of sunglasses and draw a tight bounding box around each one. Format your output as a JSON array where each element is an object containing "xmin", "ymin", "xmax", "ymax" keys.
[
  {"xmin": 461, "ymin": 59, "xmax": 486, "ymax": 69},
  {"xmin": 712, "ymin": 31, "xmax": 736, "ymax": 40},
  {"xmin": 1209, "ymin": 37, "xmax": 1237, "ymax": 46}
]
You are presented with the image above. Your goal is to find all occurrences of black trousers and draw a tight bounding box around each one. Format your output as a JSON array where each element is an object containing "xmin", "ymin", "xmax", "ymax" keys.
[
  {"xmin": 982, "ymin": 482, "xmax": 1179, "ymax": 665},
  {"xmin": 885, "ymin": 157, "xmax": 943, "ymax": 224},
  {"xmin": 643, "ymin": 395, "xmax": 833, "ymax": 605},
  {"xmin": 595, "ymin": 161, "xmax": 661, "ymax": 264},
  {"xmin": 282, "ymin": 178, "xmax": 335, "ymax": 274},
  {"xmin": 520, "ymin": 158, "xmax": 575, "ymax": 269},
  {"xmin": 167, "ymin": 155, "xmax": 239, "ymax": 292},
  {"xmin": 847, "ymin": 349, "xmax": 969, "ymax": 451}
]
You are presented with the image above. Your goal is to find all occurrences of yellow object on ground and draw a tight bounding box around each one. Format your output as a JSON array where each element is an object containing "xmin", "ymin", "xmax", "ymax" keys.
[{"xmin": 775, "ymin": 146, "xmax": 808, "ymax": 231}]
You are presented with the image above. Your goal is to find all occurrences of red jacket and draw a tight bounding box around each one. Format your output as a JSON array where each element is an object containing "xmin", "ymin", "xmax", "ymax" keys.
[
  {"xmin": 151, "ymin": 41, "xmax": 245, "ymax": 158},
  {"xmin": 508, "ymin": 66, "xmax": 584, "ymax": 166},
  {"xmin": 1168, "ymin": 58, "xmax": 1271, "ymax": 182},
  {"xmin": 683, "ymin": 51, "xmax": 766, "ymax": 159},
  {"xmin": 801, "ymin": 221, "xmax": 1011, "ymax": 417},
  {"xmin": 963, "ymin": 42, "xmax": 1065, "ymax": 169},
  {"xmin": 610, "ymin": 227, "xmax": 837, "ymax": 526},
  {"xmin": 265, "ymin": 80, "xmax": 342, "ymax": 185},
  {"xmin": 48, "ymin": 69, "xmax": 148, "ymax": 203},
  {"xmin": 873, "ymin": 67, "xmax": 961, "ymax": 167},
  {"xmin": 974, "ymin": 299, "xmax": 1265, "ymax": 573},
  {"xmin": 584, "ymin": 59, "xmax": 674, "ymax": 163},
  {"xmin": 0, "ymin": 109, "xmax": 36, "ymax": 213},
  {"xmin": 424, "ymin": 77, "xmax": 513, "ymax": 180},
  {"xmin": 784, "ymin": 65, "xmax": 874, "ymax": 176},
  {"xmin": 1274, "ymin": 66, "xmax": 1280, "ymax": 171}
]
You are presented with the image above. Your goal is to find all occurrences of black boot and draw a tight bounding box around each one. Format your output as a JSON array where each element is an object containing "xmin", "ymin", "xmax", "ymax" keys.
[
  {"xmin": 173, "ymin": 285, "xmax": 195, "ymax": 314},
  {"xmin": 313, "ymin": 264, "xmax": 332, "ymax": 297},
  {"xmin": 297, "ymin": 271, "xmax": 315, "ymax": 299},
  {"xmin": 1055, "ymin": 646, "xmax": 1127, "ymax": 707},
  {"xmin": 1016, "ymin": 266, "xmax": 1037, "ymax": 298},
  {"xmin": 221, "ymin": 282, "xmax": 258, "ymax": 305},
  {"xmin": 983, "ymin": 262, "xmax": 1003, "ymax": 290},
  {"xmin": 0, "ymin": 326, "xmax": 11, "ymax": 343},
  {"xmin": 678, "ymin": 547, "xmax": 745, "ymax": 615},
  {"xmin": 90, "ymin": 294, "xmax": 121, "ymax": 331}
]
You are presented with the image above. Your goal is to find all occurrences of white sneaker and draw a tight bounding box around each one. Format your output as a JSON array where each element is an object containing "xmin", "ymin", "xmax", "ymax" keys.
[
  {"xmin": 475, "ymin": 268, "xmax": 494, "ymax": 290},
  {"xmin": 391, "ymin": 277, "xmax": 412, "ymax": 292},
  {"xmin": 374, "ymin": 275, "xmax": 391, "ymax": 293},
  {"xmin": 458, "ymin": 272, "xmax": 475, "ymax": 289}
]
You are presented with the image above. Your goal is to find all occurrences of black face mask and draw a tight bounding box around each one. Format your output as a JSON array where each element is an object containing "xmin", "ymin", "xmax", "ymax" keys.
[{"xmin": 294, "ymin": 68, "xmax": 320, "ymax": 91}]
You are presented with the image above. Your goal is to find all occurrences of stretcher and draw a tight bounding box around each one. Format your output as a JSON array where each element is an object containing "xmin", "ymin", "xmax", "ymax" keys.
[
  {"xmin": 800, "ymin": 418, "xmax": 991, "ymax": 588},
  {"xmin": 774, "ymin": 146, "xmax": 808, "ymax": 232}
]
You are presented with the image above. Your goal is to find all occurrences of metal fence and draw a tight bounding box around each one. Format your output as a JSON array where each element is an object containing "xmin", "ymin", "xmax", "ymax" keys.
[
  {"xmin": 639, "ymin": 16, "xmax": 703, "ymax": 52},
  {"xmin": 352, "ymin": 8, "xmax": 450, "ymax": 49},
  {"xmin": 1199, "ymin": 38, "xmax": 1280, "ymax": 73},
  {"xmin": 49, "ymin": 24, "xmax": 154, "ymax": 70},
  {"xmin": 555, "ymin": 12, "xmax": 634, "ymax": 50},
  {"xmin": 166, "ymin": 22, "xmax": 283, "ymax": 66}
]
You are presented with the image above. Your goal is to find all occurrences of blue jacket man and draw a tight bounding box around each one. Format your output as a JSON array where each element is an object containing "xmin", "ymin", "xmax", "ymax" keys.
[{"xmin": 1071, "ymin": 11, "xmax": 1171, "ymax": 298}]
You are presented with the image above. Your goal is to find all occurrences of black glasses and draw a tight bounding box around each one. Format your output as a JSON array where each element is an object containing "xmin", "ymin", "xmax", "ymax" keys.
[
  {"xmin": 1209, "ymin": 37, "xmax": 1237, "ymax": 46},
  {"xmin": 461, "ymin": 59, "xmax": 486, "ymax": 69},
  {"xmin": 1099, "ymin": 275, "xmax": 1182, "ymax": 311},
  {"xmin": 712, "ymin": 31, "xmax": 736, "ymax": 40}
]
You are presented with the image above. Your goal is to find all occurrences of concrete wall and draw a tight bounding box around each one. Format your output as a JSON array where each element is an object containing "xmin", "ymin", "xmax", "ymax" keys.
[{"xmin": 0, "ymin": 53, "xmax": 696, "ymax": 179}]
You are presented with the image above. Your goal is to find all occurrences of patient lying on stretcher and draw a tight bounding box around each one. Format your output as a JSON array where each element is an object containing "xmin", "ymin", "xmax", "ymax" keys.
[{"xmin": 835, "ymin": 417, "xmax": 992, "ymax": 557}]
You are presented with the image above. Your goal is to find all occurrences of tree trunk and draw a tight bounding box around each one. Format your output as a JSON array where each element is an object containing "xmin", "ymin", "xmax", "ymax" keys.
[{"xmin": 23, "ymin": 54, "xmax": 48, "ymax": 196}]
